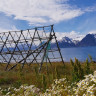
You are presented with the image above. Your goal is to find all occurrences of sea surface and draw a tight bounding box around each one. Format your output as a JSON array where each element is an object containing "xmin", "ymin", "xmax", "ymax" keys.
[
  {"xmin": 1, "ymin": 46, "xmax": 96, "ymax": 63},
  {"xmin": 60, "ymin": 46, "xmax": 96, "ymax": 62}
]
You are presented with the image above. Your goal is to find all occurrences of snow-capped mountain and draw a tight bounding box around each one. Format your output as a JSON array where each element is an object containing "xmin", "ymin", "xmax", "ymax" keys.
[
  {"xmin": 51, "ymin": 36, "xmax": 76, "ymax": 48},
  {"xmin": 4, "ymin": 33, "xmax": 96, "ymax": 50},
  {"xmin": 52, "ymin": 33, "xmax": 96, "ymax": 48},
  {"xmin": 77, "ymin": 34, "xmax": 96, "ymax": 47},
  {"xmin": 60, "ymin": 37, "xmax": 73, "ymax": 43},
  {"xmin": 72, "ymin": 40, "xmax": 79, "ymax": 45}
]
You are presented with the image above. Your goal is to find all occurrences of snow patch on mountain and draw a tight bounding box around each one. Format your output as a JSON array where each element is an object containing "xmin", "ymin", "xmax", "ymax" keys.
[{"xmin": 60, "ymin": 36, "xmax": 73, "ymax": 43}]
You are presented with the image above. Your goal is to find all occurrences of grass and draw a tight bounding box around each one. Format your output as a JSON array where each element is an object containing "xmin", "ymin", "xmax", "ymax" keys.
[{"xmin": 0, "ymin": 59, "xmax": 96, "ymax": 90}]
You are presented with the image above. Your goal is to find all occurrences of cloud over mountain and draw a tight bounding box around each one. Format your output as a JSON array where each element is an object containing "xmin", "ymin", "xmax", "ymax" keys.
[{"xmin": 55, "ymin": 31, "xmax": 84, "ymax": 41}]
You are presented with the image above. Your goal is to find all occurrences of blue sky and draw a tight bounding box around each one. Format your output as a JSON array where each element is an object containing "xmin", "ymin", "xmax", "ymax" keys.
[
  {"xmin": 0, "ymin": 0, "xmax": 96, "ymax": 40},
  {"xmin": 55, "ymin": 0, "xmax": 96, "ymax": 33}
]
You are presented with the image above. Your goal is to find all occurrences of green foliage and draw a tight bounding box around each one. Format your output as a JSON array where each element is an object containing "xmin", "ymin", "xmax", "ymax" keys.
[
  {"xmin": 70, "ymin": 59, "xmax": 74, "ymax": 66},
  {"xmin": 35, "ymin": 66, "xmax": 39, "ymax": 80},
  {"xmin": 42, "ymin": 74, "xmax": 47, "ymax": 91},
  {"xmin": 84, "ymin": 58, "xmax": 92, "ymax": 75},
  {"xmin": 18, "ymin": 70, "xmax": 25, "ymax": 84},
  {"xmin": 1, "ymin": 88, "xmax": 9, "ymax": 95},
  {"xmin": 13, "ymin": 80, "xmax": 22, "ymax": 88},
  {"xmin": 1, "ymin": 74, "xmax": 96, "ymax": 96},
  {"xmin": 88, "ymin": 55, "xmax": 93, "ymax": 62},
  {"xmin": 55, "ymin": 66, "xmax": 60, "ymax": 79},
  {"xmin": 0, "ymin": 78, "xmax": 13, "ymax": 85},
  {"xmin": 70, "ymin": 57, "xmax": 95, "ymax": 83},
  {"xmin": 0, "ymin": 58, "xmax": 96, "ymax": 91},
  {"xmin": 34, "ymin": 66, "xmax": 39, "ymax": 75},
  {"xmin": 75, "ymin": 58, "xmax": 84, "ymax": 79},
  {"xmin": 70, "ymin": 58, "xmax": 84, "ymax": 82}
]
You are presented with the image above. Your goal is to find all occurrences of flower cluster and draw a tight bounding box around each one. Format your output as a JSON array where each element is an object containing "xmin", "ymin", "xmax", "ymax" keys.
[
  {"xmin": 40, "ymin": 78, "xmax": 71, "ymax": 96},
  {"xmin": 0, "ymin": 73, "xmax": 96, "ymax": 96},
  {"xmin": 0, "ymin": 84, "xmax": 40, "ymax": 96},
  {"xmin": 73, "ymin": 74, "xmax": 96, "ymax": 95}
]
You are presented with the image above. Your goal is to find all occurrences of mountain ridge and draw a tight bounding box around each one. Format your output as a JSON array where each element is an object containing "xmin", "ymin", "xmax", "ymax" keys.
[{"xmin": 52, "ymin": 33, "xmax": 96, "ymax": 48}]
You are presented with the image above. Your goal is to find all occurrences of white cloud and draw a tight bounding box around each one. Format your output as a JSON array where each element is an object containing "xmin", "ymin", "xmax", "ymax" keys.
[
  {"xmin": 0, "ymin": 25, "xmax": 18, "ymax": 32},
  {"xmin": 84, "ymin": 5, "xmax": 96, "ymax": 12},
  {"xmin": 0, "ymin": 0, "xmax": 84, "ymax": 25},
  {"xmin": 55, "ymin": 31, "xmax": 85, "ymax": 41},
  {"xmin": 89, "ymin": 30, "xmax": 96, "ymax": 34}
]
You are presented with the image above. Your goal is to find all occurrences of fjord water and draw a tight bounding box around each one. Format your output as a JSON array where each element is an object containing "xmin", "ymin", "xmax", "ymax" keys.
[
  {"xmin": 60, "ymin": 46, "xmax": 96, "ymax": 62},
  {"xmin": 1, "ymin": 46, "xmax": 96, "ymax": 63}
]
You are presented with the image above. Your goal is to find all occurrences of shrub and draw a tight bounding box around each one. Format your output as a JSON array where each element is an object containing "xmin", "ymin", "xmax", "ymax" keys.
[{"xmin": 70, "ymin": 58, "xmax": 84, "ymax": 82}]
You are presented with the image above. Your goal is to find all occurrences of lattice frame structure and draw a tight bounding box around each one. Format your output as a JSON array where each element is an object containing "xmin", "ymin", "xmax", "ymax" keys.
[{"xmin": 0, "ymin": 25, "xmax": 64, "ymax": 71}]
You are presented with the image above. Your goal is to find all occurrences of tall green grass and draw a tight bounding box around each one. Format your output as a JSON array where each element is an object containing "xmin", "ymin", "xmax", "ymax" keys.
[{"xmin": 0, "ymin": 57, "xmax": 96, "ymax": 90}]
